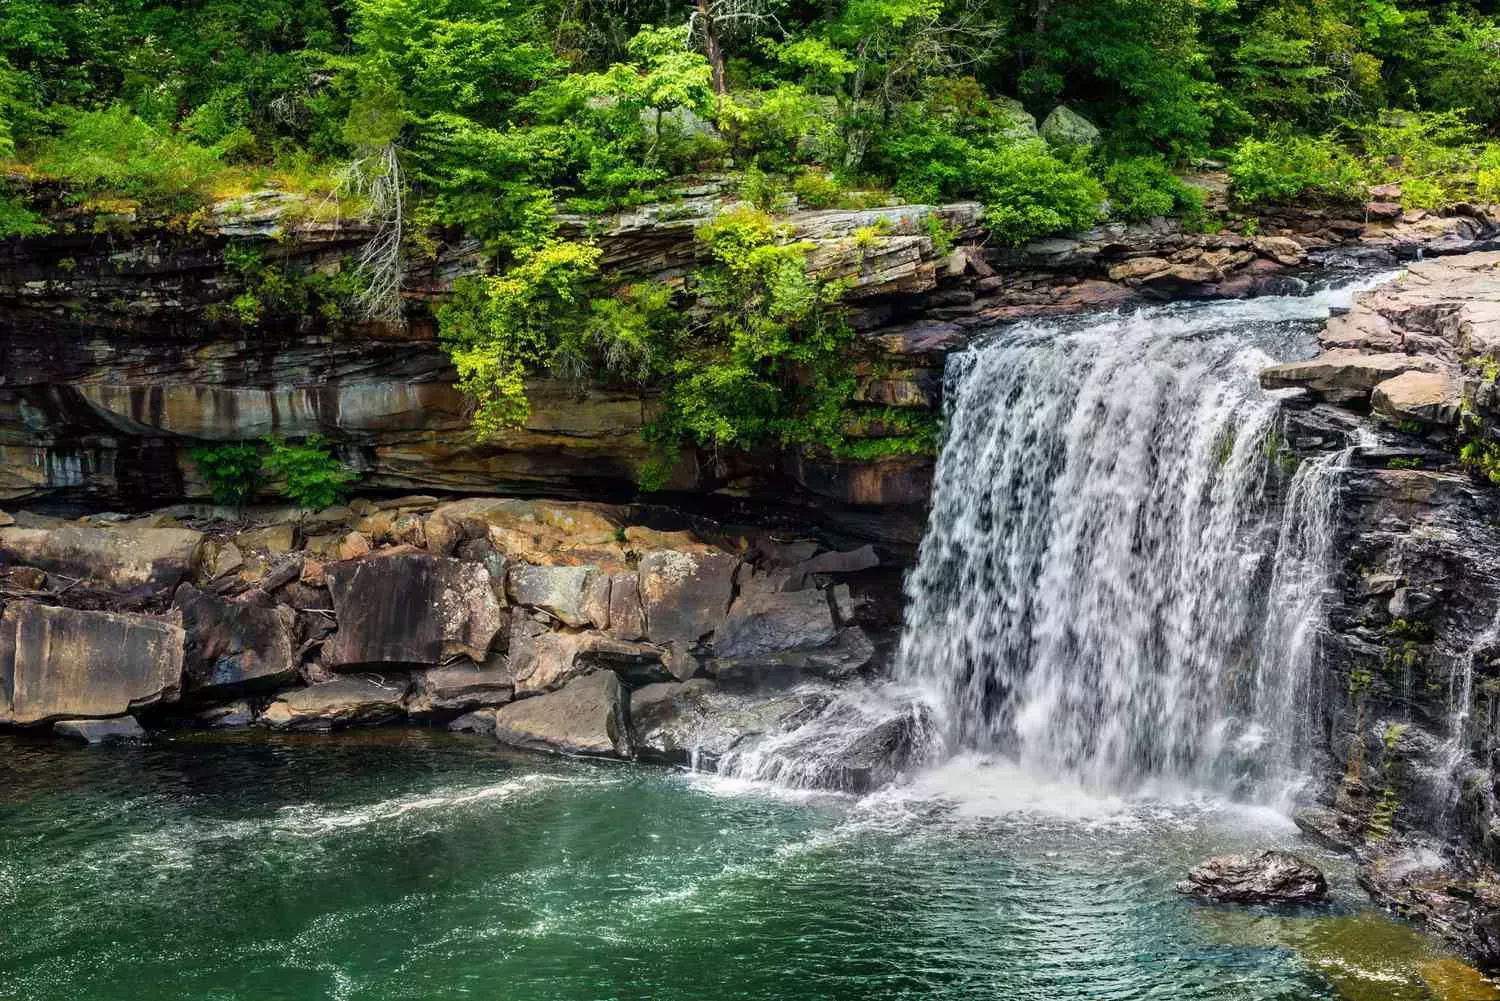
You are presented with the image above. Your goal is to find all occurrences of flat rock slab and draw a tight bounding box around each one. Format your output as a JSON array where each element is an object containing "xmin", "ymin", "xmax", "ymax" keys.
[
  {"xmin": 260, "ymin": 676, "xmax": 409, "ymax": 730},
  {"xmin": 0, "ymin": 523, "xmax": 202, "ymax": 604},
  {"xmin": 1260, "ymin": 350, "xmax": 1439, "ymax": 404},
  {"xmin": 1372, "ymin": 370, "xmax": 1463, "ymax": 426},
  {"xmin": 53, "ymin": 716, "xmax": 146, "ymax": 744},
  {"xmin": 493, "ymin": 670, "xmax": 629, "ymax": 758},
  {"xmin": 173, "ymin": 584, "xmax": 297, "ymax": 698},
  {"xmin": 0, "ymin": 602, "xmax": 184, "ymax": 725},
  {"xmin": 405, "ymin": 663, "xmax": 515, "ymax": 718},
  {"xmin": 326, "ymin": 554, "xmax": 502, "ymax": 668},
  {"xmin": 1176, "ymin": 850, "xmax": 1328, "ymax": 903}
]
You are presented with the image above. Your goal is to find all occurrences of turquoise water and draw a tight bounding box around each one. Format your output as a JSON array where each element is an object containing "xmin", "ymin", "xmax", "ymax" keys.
[{"xmin": 0, "ymin": 729, "xmax": 1486, "ymax": 1000}]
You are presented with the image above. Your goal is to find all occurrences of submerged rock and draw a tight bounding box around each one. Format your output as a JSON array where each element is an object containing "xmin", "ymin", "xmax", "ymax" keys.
[
  {"xmin": 1177, "ymin": 851, "xmax": 1328, "ymax": 904},
  {"xmin": 0, "ymin": 602, "xmax": 184, "ymax": 725},
  {"xmin": 493, "ymin": 670, "xmax": 630, "ymax": 758},
  {"xmin": 53, "ymin": 716, "xmax": 147, "ymax": 744}
]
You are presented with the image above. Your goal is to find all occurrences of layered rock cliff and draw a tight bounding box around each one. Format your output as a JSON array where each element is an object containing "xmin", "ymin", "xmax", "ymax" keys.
[
  {"xmin": 4, "ymin": 181, "xmax": 1494, "ymax": 549},
  {"xmin": 1265, "ymin": 252, "xmax": 1500, "ymax": 963}
]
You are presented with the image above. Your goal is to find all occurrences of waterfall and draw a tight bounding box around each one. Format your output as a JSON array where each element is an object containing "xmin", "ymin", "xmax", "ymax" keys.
[{"xmin": 896, "ymin": 292, "xmax": 1366, "ymax": 797}]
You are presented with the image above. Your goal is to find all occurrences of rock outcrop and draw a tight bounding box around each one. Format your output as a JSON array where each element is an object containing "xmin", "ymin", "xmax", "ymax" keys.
[
  {"xmin": 325, "ymin": 554, "xmax": 502, "ymax": 667},
  {"xmin": 1176, "ymin": 851, "xmax": 1328, "ymax": 903}
]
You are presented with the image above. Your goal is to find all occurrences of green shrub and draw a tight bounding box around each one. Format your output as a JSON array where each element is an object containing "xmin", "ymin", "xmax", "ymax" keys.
[
  {"xmin": 261, "ymin": 435, "xmax": 356, "ymax": 510},
  {"xmin": 970, "ymin": 141, "xmax": 1105, "ymax": 245},
  {"xmin": 792, "ymin": 170, "xmax": 844, "ymax": 209},
  {"xmin": 1228, "ymin": 133, "xmax": 1365, "ymax": 206},
  {"xmin": 190, "ymin": 443, "xmax": 261, "ymax": 506},
  {"xmin": 1101, "ymin": 157, "xmax": 1204, "ymax": 222},
  {"xmin": 32, "ymin": 105, "xmax": 223, "ymax": 211},
  {"xmin": 0, "ymin": 194, "xmax": 47, "ymax": 238},
  {"xmin": 1480, "ymin": 145, "xmax": 1500, "ymax": 204}
]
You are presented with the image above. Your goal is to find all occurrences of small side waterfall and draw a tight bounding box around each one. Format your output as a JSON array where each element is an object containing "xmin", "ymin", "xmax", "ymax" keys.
[{"xmin": 895, "ymin": 291, "xmax": 1367, "ymax": 797}]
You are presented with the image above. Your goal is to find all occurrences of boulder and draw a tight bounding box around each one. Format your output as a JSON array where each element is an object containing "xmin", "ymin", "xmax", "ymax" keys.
[
  {"xmin": 1260, "ymin": 350, "xmax": 1439, "ymax": 404},
  {"xmin": 0, "ymin": 523, "xmax": 202, "ymax": 604},
  {"xmin": 638, "ymin": 549, "xmax": 738, "ymax": 649},
  {"xmin": 789, "ymin": 545, "xmax": 880, "ymax": 583},
  {"xmin": 172, "ymin": 585, "xmax": 297, "ymax": 698},
  {"xmin": 493, "ymin": 670, "xmax": 630, "ymax": 757},
  {"xmin": 405, "ymin": 662, "xmax": 515, "ymax": 718},
  {"xmin": 1372, "ymin": 370, "xmax": 1463, "ymax": 426},
  {"xmin": 325, "ymin": 554, "xmax": 503, "ymax": 667},
  {"xmin": 259, "ymin": 676, "xmax": 409, "ymax": 730},
  {"xmin": 1039, "ymin": 106, "xmax": 1100, "ymax": 148},
  {"xmin": 507, "ymin": 564, "xmax": 604, "ymax": 628},
  {"xmin": 711, "ymin": 625, "xmax": 876, "ymax": 685},
  {"xmin": 448, "ymin": 709, "xmax": 498, "ymax": 736},
  {"xmin": 235, "ymin": 524, "xmax": 297, "ymax": 554},
  {"xmin": 714, "ymin": 589, "xmax": 838, "ymax": 659},
  {"xmin": 630, "ymin": 679, "xmax": 829, "ymax": 766},
  {"xmin": 53, "ymin": 716, "xmax": 147, "ymax": 744},
  {"xmin": 423, "ymin": 497, "xmax": 622, "ymax": 557},
  {"xmin": 1252, "ymin": 236, "xmax": 1307, "ymax": 267},
  {"xmin": 1176, "ymin": 850, "xmax": 1328, "ymax": 903},
  {"xmin": 509, "ymin": 621, "xmax": 664, "ymax": 694},
  {"xmin": 717, "ymin": 692, "xmax": 936, "ymax": 792},
  {"xmin": 0, "ymin": 602, "xmax": 184, "ymax": 725},
  {"xmin": 991, "ymin": 96, "xmax": 1038, "ymax": 141}
]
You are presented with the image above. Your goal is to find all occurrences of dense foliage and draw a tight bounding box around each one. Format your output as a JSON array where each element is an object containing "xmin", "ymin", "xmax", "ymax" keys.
[{"xmin": 3, "ymin": 0, "xmax": 1499, "ymax": 477}]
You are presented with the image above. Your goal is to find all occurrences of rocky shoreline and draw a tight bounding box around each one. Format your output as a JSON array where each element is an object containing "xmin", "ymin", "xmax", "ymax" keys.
[{"xmin": 0, "ymin": 495, "xmax": 925, "ymax": 789}]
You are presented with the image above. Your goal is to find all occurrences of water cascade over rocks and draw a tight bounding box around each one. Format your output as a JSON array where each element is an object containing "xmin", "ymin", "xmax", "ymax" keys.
[{"xmin": 891, "ymin": 284, "xmax": 1389, "ymax": 798}]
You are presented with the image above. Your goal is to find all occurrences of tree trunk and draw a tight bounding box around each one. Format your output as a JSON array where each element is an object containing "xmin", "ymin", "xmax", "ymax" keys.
[{"xmin": 697, "ymin": 0, "xmax": 727, "ymax": 94}]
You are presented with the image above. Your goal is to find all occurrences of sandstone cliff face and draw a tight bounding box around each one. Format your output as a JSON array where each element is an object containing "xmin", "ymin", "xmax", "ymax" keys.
[{"xmin": 5, "ymin": 183, "xmax": 1490, "ymax": 545}]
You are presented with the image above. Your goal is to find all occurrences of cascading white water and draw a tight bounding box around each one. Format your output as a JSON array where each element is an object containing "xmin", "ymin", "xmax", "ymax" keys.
[{"xmin": 895, "ymin": 286, "xmax": 1378, "ymax": 797}]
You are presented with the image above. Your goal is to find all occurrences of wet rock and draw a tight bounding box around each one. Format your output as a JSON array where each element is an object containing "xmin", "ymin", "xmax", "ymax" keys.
[
  {"xmin": 405, "ymin": 662, "xmax": 515, "ymax": 718},
  {"xmin": 448, "ymin": 709, "xmax": 498, "ymax": 736},
  {"xmin": 1176, "ymin": 851, "xmax": 1328, "ymax": 903},
  {"xmin": 172, "ymin": 585, "xmax": 297, "ymax": 698},
  {"xmin": 53, "ymin": 716, "xmax": 147, "ymax": 744},
  {"xmin": 1252, "ymin": 236, "xmax": 1307, "ymax": 267},
  {"xmin": 789, "ymin": 544, "xmax": 881, "ymax": 583},
  {"xmin": 629, "ymin": 679, "xmax": 829, "ymax": 766},
  {"xmin": 1371, "ymin": 370, "xmax": 1462, "ymax": 426},
  {"xmin": 711, "ymin": 626, "xmax": 876, "ymax": 685},
  {"xmin": 493, "ymin": 670, "xmax": 630, "ymax": 758},
  {"xmin": 197, "ymin": 700, "xmax": 255, "ymax": 728},
  {"xmin": 715, "ymin": 589, "xmax": 838, "ymax": 659},
  {"xmin": 0, "ymin": 602, "xmax": 184, "ymax": 725},
  {"xmin": 259, "ymin": 676, "xmax": 409, "ymax": 730},
  {"xmin": 720, "ymin": 692, "xmax": 935, "ymax": 792},
  {"xmin": 325, "ymin": 554, "xmax": 502, "ymax": 667},
  {"xmin": 0, "ymin": 523, "xmax": 202, "ymax": 605}
]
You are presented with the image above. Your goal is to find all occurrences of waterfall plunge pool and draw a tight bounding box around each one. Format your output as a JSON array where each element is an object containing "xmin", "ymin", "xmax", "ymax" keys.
[
  {"xmin": 1, "ymin": 729, "xmax": 1495, "ymax": 1001},
  {"xmin": 6, "ymin": 275, "xmax": 1496, "ymax": 1000}
]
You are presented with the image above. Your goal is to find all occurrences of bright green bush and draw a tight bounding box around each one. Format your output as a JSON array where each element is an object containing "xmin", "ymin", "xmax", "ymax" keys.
[
  {"xmin": 190, "ymin": 443, "xmax": 261, "ymax": 506},
  {"xmin": 1101, "ymin": 157, "xmax": 1204, "ymax": 222},
  {"xmin": 32, "ymin": 105, "xmax": 223, "ymax": 210},
  {"xmin": 261, "ymin": 435, "xmax": 356, "ymax": 510},
  {"xmin": 1228, "ymin": 134, "xmax": 1366, "ymax": 205},
  {"xmin": 970, "ymin": 142, "xmax": 1105, "ymax": 245}
]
